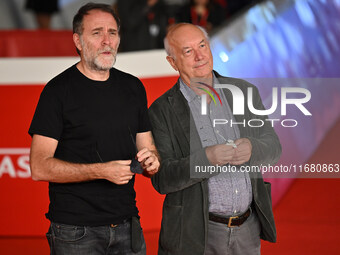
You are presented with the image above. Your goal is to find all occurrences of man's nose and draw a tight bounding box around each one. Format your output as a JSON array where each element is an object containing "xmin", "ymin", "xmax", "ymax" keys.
[
  {"xmin": 102, "ymin": 33, "xmax": 110, "ymax": 45},
  {"xmin": 195, "ymin": 50, "xmax": 204, "ymax": 61}
]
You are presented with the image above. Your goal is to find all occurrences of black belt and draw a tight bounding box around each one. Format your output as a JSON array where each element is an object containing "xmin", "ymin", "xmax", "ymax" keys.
[{"xmin": 209, "ymin": 208, "xmax": 251, "ymax": 228}]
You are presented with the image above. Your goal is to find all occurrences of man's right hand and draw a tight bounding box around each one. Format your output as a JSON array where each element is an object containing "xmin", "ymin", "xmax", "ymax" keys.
[
  {"xmin": 102, "ymin": 160, "xmax": 134, "ymax": 185},
  {"xmin": 205, "ymin": 144, "xmax": 236, "ymax": 166}
]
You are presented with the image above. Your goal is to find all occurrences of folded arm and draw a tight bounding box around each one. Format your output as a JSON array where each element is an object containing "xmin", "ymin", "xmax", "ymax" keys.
[{"xmin": 149, "ymin": 106, "xmax": 213, "ymax": 195}]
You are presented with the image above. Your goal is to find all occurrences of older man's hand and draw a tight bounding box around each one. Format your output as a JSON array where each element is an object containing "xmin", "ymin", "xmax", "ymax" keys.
[
  {"xmin": 229, "ymin": 138, "xmax": 252, "ymax": 165},
  {"xmin": 205, "ymin": 144, "xmax": 236, "ymax": 166}
]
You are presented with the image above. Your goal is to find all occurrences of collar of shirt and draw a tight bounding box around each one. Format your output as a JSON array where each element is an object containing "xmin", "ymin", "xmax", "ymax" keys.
[{"xmin": 179, "ymin": 73, "xmax": 220, "ymax": 103}]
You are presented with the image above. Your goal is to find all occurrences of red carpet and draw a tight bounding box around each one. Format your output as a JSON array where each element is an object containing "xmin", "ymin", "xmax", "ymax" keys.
[
  {"xmin": 262, "ymin": 117, "xmax": 340, "ymax": 254},
  {"xmin": 1, "ymin": 118, "xmax": 339, "ymax": 254},
  {"xmin": 262, "ymin": 178, "xmax": 340, "ymax": 254}
]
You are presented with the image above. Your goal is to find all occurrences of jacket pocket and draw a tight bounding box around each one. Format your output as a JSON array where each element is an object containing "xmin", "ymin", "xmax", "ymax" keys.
[
  {"xmin": 160, "ymin": 204, "xmax": 183, "ymax": 252},
  {"xmin": 264, "ymin": 181, "xmax": 272, "ymax": 204},
  {"xmin": 257, "ymin": 181, "xmax": 276, "ymax": 242}
]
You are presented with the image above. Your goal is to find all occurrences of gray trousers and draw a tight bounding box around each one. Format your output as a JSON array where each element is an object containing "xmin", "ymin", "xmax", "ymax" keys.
[{"xmin": 205, "ymin": 210, "xmax": 261, "ymax": 255}]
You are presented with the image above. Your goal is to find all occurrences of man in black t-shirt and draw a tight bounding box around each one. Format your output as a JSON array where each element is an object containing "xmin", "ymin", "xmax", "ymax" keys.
[{"xmin": 28, "ymin": 3, "xmax": 159, "ymax": 255}]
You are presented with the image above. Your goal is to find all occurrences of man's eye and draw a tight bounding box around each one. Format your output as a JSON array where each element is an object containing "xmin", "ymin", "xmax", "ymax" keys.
[{"xmin": 200, "ymin": 44, "xmax": 206, "ymax": 48}]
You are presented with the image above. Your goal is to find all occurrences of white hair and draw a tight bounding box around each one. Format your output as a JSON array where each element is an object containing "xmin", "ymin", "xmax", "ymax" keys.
[{"xmin": 164, "ymin": 24, "xmax": 210, "ymax": 59}]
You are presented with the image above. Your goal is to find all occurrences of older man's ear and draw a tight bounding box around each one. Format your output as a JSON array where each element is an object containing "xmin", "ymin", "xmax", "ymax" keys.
[{"xmin": 166, "ymin": 55, "xmax": 178, "ymax": 71}]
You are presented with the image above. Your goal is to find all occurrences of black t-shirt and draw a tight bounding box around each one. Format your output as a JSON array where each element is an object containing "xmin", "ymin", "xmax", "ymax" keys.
[{"xmin": 29, "ymin": 64, "xmax": 151, "ymax": 226}]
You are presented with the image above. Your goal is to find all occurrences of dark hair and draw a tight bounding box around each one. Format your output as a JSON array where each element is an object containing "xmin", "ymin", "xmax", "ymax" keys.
[{"xmin": 73, "ymin": 2, "xmax": 120, "ymax": 35}]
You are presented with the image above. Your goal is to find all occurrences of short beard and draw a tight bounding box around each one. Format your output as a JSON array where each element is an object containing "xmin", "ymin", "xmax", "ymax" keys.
[
  {"xmin": 92, "ymin": 52, "xmax": 116, "ymax": 71},
  {"xmin": 80, "ymin": 37, "xmax": 117, "ymax": 71}
]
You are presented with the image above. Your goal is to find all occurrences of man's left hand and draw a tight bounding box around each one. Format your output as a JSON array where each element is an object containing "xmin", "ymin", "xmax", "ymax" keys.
[
  {"xmin": 136, "ymin": 148, "xmax": 160, "ymax": 176},
  {"xmin": 229, "ymin": 138, "xmax": 252, "ymax": 165}
]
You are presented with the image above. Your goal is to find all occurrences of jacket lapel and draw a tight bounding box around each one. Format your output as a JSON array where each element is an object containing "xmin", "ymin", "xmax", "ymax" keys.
[
  {"xmin": 167, "ymin": 81, "xmax": 203, "ymax": 154},
  {"xmin": 167, "ymin": 81, "xmax": 191, "ymax": 144}
]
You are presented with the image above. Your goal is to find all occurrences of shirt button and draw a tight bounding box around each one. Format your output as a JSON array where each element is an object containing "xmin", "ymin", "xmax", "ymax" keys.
[
  {"xmin": 234, "ymin": 210, "xmax": 237, "ymax": 214},
  {"xmin": 235, "ymin": 189, "xmax": 238, "ymax": 194}
]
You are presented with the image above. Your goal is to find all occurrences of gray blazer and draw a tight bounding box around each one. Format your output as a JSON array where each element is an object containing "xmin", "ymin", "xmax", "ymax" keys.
[{"xmin": 149, "ymin": 73, "xmax": 282, "ymax": 255}]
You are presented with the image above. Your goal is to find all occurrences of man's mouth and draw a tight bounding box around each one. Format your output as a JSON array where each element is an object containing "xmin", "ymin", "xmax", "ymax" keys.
[
  {"xmin": 99, "ymin": 48, "xmax": 115, "ymax": 55},
  {"xmin": 195, "ymin": 62, "xmax": 207, "ymax": 69}
]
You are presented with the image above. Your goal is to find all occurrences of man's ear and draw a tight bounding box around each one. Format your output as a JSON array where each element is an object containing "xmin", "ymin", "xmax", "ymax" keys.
[
  {"xmin": 166, "ymin": 56, "xmax": 178, "ymax": 72},
  {"xmin": 73, "ymin": 33, "xmax": 82, "ymax": 53}
]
